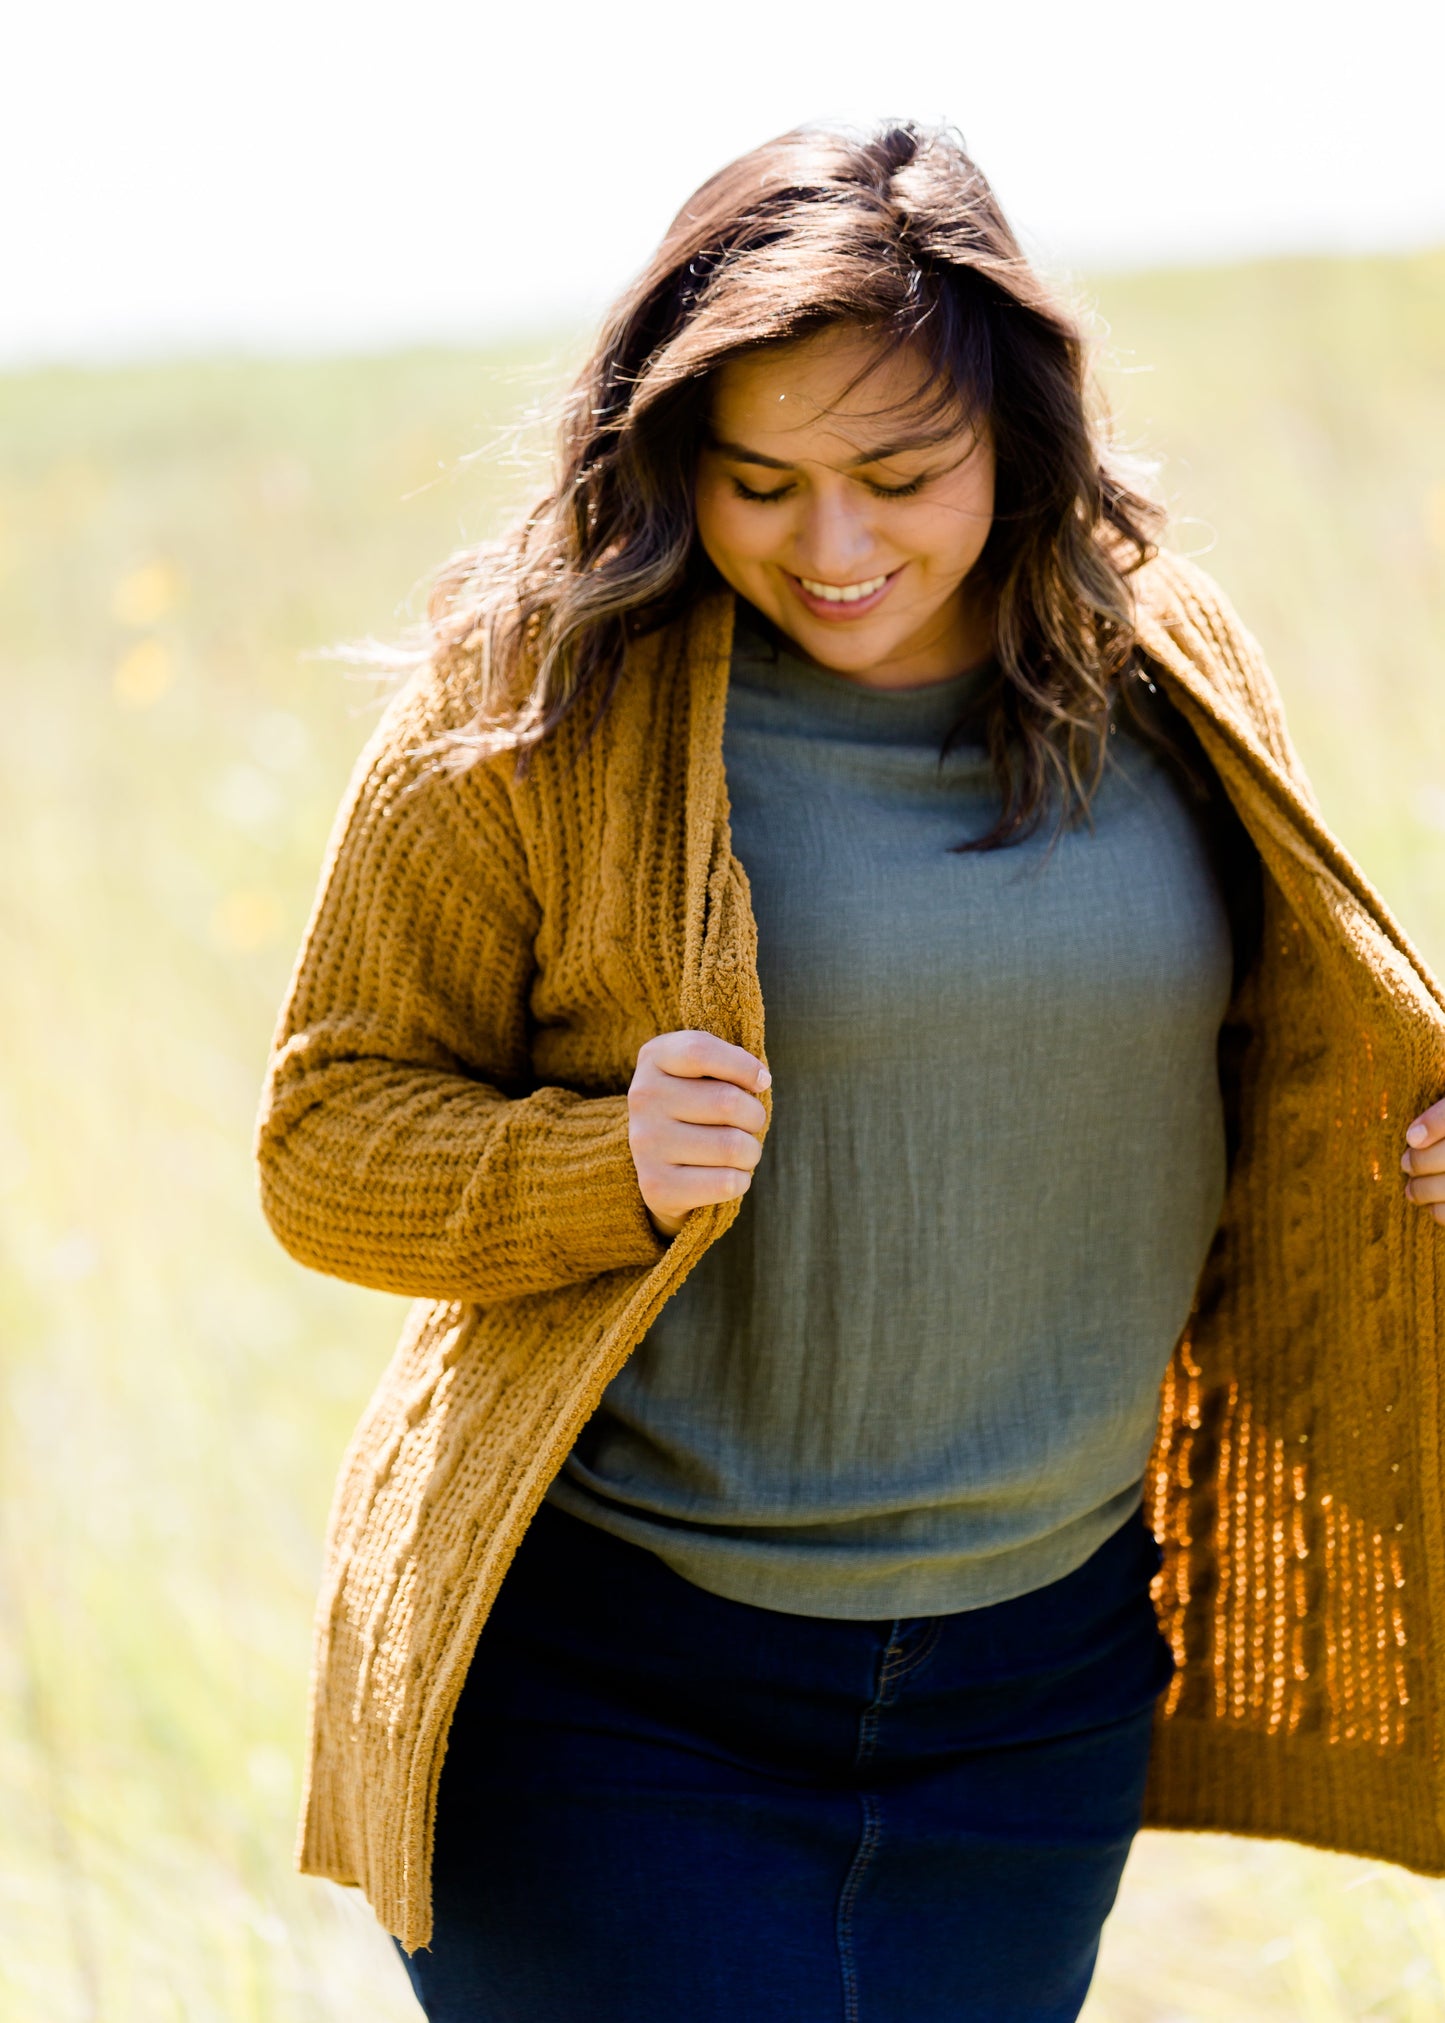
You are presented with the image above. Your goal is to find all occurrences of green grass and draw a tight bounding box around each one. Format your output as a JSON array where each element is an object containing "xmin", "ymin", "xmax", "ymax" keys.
[{"xmin": 1, "ymin": 252, "xmax": 1443, "ymax": 2018}]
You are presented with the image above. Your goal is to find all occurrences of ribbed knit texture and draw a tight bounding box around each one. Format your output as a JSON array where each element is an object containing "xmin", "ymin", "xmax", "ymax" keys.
[{"xmin": 256, "ymin": 556, "xmax": 1445, "ymax": 1952}]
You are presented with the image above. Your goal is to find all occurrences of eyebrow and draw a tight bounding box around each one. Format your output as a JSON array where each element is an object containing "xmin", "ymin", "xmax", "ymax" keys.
[{"xmin": 708, "ymin": 430, "xmax": 962, "ymax": 471}]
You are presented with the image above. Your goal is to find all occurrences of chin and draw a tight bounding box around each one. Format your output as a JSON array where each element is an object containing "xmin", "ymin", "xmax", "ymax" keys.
[{"xmin": 793, "ymin": 620, "xmax": 902, "ymax": 666}]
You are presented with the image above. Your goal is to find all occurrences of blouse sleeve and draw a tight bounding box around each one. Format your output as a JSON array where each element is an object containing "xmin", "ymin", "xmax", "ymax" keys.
[{"xmin": 253, "ymin": 672, "xmax": 666, "ymax": 1304}]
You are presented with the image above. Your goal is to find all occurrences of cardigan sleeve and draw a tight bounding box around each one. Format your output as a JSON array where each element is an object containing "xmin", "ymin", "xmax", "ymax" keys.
[{"xmin": 254, "ymin": 672, "xmax": 666, "ymax": 1304}]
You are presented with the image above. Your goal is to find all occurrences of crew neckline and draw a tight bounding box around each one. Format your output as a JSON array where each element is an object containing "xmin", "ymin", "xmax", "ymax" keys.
[{"xmin": 729, "ymin": 601, "xmax": 999, "ymax": 744}]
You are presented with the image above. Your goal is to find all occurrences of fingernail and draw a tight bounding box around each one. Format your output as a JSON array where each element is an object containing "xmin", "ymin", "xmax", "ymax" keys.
[
  {"xmin": 1402, "ymin": 1151, "xmax": 1412, "ymax": 1172},
  {"xmin": 1408, "ymin": 1122, "xmax": 1429, "ymax": 1147},
  {"xmin": 756, "ymin": 1066, "xmax": 772, "ymax": 1092}
]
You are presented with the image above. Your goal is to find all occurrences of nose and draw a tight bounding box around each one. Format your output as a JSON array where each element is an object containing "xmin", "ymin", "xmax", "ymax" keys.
[{"xmin": 793, "ymin": 482, "xmax": 878, "ymax": 582}]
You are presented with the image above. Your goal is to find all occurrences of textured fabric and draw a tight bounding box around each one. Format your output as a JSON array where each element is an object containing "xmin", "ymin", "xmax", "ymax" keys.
[
  {"xmin": 399, "ymin": 1500, "xmax": 1173, "ymax": 2023},
  {"xmin": 549, "ymin": 612, "xmax": 1236, "ymax": 1615},
  {"xmin": 256, "ymin": 549, "xmax": 1445, "ymax": 1951}
]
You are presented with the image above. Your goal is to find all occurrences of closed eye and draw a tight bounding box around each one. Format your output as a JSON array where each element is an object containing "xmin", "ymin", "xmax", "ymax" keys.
[
  {"xmin": 730, "ymin": 477, "xmax": 795, "ymax": 503},
  {"xmin": 730, "ymin": 473, "xmax": 929, "ymax": 503}
]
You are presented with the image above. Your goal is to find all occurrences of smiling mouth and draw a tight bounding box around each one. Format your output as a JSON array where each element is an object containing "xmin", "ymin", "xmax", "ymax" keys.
[
  {"xmin": 787, "ymin": 568, "xmax": 899, "ymax": 617},
  {"xmin": 796, "ymin": 572, "xmax": 890, "ymax": 604}
]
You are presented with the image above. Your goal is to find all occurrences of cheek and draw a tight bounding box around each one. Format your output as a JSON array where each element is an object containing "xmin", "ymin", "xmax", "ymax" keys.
[
  {"xmin": 917, "ymin": 484, "xmax": 994, "ymax": 573},
  {"xmin": 696, "ymin": 478, "xmax": 780, "ymax": 573}
]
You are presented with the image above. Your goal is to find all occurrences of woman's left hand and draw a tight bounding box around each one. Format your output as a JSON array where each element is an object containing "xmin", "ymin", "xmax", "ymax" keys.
[{"xmin": 1401, "ymin": 1098, "xmax": 1445, "ymax": 1223}]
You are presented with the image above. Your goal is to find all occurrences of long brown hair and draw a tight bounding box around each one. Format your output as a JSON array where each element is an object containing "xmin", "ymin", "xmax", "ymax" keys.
[{"xmin": 423, "ymin": 121, "xmax": 1164, "ymax": 849}]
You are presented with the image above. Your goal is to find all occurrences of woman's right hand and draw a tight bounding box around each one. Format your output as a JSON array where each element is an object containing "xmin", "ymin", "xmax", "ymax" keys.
[{"xmin": 627, "ymin": 1031, "xmax": 771, "ymax": 1239}]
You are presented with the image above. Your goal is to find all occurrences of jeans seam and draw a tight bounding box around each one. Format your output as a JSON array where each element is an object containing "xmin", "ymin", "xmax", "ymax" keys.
[
  {"xmin": 876, "ymin": 1617, "xmax": 940, "ymax": 1697},
  {"xmin": 837, "ymin": 1616, "xmax": 930, "ymax": 2021},
  {"xmin": 835, "ymin": 1791, "xmax": 882, "ymax": 2023},
  {"xmin": 857, "ymin": 1621, "xmax": 898, "ymax": 1766},
  {"xmin": 894, "ymin": 1617, "xmax": 941, "ymax": 1683}
]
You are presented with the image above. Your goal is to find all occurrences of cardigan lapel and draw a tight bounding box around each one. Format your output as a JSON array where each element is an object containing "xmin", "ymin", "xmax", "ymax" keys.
[
  {"xmin": 1134, "ymin": 607, "xmax": 1445, "ymax": 1023},
  {"xmin": 678, "ymin": 590, "xmax": 741, "ymax": 1030}
]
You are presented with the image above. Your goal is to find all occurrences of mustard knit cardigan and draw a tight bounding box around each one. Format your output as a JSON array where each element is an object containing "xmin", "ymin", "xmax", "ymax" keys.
[{"xmin": 256, "ymin": 551, "xmax": 1445, "ymax": 1953}]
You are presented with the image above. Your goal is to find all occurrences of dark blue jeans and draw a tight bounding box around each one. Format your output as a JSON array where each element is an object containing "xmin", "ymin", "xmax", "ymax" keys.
[{"xmin": 399, "ymin": 1502, "xmax": 1173, "ymax": 2022}]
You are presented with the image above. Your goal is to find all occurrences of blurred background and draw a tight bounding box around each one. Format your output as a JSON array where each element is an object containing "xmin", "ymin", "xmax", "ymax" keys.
[{"xmin": 3, "ymin": 1, "xmax": 1445, "ymax": 2016}]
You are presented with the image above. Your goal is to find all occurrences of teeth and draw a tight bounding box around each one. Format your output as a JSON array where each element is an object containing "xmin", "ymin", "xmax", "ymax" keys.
[{"xmin": 798, "ymin": 573, "xmax": 888, "ymax": 604}]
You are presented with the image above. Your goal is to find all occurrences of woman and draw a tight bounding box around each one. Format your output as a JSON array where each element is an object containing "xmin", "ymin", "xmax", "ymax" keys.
[{"xmin": 256, "ymin": 124, "xmax": 1445, "ymax": 2020}]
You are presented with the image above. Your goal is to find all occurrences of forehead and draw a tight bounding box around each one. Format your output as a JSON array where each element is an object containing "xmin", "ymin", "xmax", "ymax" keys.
[{"xmin": 708, "ymin": 326, "xmax": 965, "ymax": 454}]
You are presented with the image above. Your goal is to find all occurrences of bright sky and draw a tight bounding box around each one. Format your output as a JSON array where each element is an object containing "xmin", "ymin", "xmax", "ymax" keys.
[{"xmin": 6, "ymin": 0, "xmax": 1444, "ymax": 365}]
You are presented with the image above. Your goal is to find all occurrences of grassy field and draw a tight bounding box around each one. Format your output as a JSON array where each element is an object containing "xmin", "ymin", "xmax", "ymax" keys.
[{"xmin": 1, "ymin": 249, "xmax": 1443, "ymax": 2020}]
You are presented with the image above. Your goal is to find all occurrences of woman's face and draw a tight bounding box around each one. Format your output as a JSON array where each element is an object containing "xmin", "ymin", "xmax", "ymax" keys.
[{"xmin": 694, "ymin": 324, "xmax": 996, "ymax": 689}]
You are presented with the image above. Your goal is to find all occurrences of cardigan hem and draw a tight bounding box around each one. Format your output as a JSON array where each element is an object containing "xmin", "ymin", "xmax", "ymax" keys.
[{"xmin": 1145, "ymin": 1715, "xmax": 1445, "ymax": 1876}]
